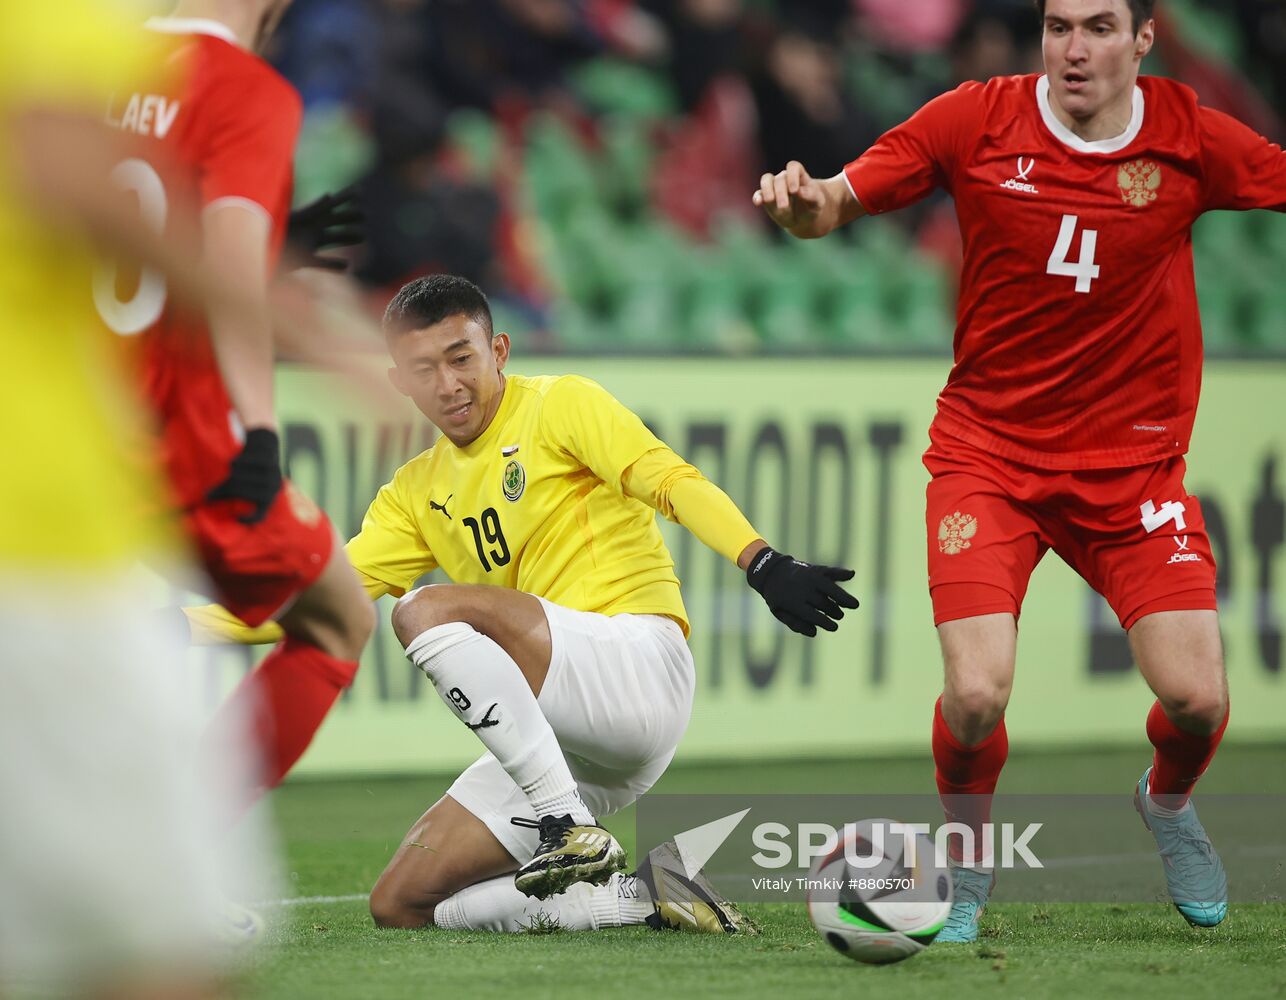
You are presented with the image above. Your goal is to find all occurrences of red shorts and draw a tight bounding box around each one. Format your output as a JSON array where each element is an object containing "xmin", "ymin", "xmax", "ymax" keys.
[
  {"xmin": 923, "ymin": 434, "xmax": 1217, "ymax": 631},
  {"xmin": 185, "ymin": 481, "xmax": 335, "ymax": 628}
]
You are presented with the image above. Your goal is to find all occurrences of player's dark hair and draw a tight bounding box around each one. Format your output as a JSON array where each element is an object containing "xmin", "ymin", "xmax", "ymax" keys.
[
  {"xmin": 1034, "ymin": 0, "xmax": 1156, "ymax": 34},
  {"xmin": 383, "ymin": 274, "xmax": 494, "ymax": 341}
]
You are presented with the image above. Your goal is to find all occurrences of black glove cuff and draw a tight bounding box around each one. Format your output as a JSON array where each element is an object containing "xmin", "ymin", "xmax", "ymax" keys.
[
  {"xmin": 745, "ymin": 546, "xmax": 789, "ymax": 594},
  {"xmin": 241, "ymin": 427, "xmax": 280, "ymax": 465}
]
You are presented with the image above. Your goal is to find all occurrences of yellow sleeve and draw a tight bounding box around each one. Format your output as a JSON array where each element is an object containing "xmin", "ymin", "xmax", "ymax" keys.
[
  {"xmin": 541, "ymin": 375, "xmax": 671, "ymax": 489},
  {"xmin": 622, "ymin": 447, "xmax": 763, "ymax": 566},
  {"xmin": 344, "ymin": 470, "xmax": 439, "ymax": 598},
  {"xmin": 183, "ymin": 566, "xmax": 394, "ymax": 646}
]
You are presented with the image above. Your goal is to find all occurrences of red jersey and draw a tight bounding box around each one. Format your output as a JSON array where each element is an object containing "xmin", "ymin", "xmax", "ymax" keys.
[
  {"xmin": 106, "ymin": 18, "xmax": 301, "ymax": 507},
  {"xmin": 844, "ymin": 74, "xmax": 1286, "ymax": 470}
]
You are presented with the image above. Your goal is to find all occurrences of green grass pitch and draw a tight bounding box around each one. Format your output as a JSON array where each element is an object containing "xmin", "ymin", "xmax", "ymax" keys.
[{"xmin": 245, "ymin": 745, "xmax": 1286, "ymax": 999}]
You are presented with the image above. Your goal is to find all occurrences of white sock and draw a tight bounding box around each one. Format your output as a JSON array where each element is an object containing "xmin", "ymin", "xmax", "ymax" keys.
[
  {"xmin": 614, "ymin": 872, "xmax": 655, "ymax": 924},
  {"xmin": 405, "ymin": 623, "xmax": 592, "ymax": 823},
  {"xmin": 435, "ymin": 872, "xmax": 651, "ymax": 932}
]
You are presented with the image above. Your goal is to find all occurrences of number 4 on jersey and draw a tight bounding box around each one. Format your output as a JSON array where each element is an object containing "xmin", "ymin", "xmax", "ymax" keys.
[{"xmin": 1046, "ymin": 214, "xmax": 1100, "ymax": 294}]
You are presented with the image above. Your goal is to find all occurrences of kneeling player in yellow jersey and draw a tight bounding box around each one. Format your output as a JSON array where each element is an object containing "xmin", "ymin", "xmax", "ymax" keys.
[{"xmin": 187, "ymin": 273, "xmax": 857, "ymax": 934}]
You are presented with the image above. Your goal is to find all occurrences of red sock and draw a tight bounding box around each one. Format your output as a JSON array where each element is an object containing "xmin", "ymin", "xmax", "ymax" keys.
[
  {"xmin": 1146, "ymin": 699, "xmax": 1229, "ymax": 808},
  {"xmin": 932, "ymin": 696, "xmax": 1008, "ymax": 863},
  {"xmin": 204, "ymin": 637, "xmax": 358, "ymax": 815}
]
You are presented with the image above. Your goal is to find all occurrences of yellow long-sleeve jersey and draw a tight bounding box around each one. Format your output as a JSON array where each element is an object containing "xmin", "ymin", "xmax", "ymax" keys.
[{"xmin": 187, "ymin": 373, "xmax": 762, "ymax": 644}]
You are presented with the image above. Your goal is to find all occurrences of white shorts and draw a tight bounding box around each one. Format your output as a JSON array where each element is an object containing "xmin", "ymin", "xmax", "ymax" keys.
[
  {"xmin": 448, "ymin": 599, "xmax": 695, "ymax": 863},
  {"xmin": 0, "ymin": 571, "xmax": 275, "ymax": 990}
]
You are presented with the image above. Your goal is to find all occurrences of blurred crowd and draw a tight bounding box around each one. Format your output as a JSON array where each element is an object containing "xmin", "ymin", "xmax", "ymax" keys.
[{"xmin": 269, "ymin": 0, "xmax": 1286, "ymax": 353}]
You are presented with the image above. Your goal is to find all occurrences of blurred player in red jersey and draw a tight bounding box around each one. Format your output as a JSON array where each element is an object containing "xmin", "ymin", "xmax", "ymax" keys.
[
  {"xmin": 102, "ymin": 0, "xmax": 375, "ymax": 808},
  {"xmin": 755, "ymin": 0, "xmax": 1286, "ymax": 939}
]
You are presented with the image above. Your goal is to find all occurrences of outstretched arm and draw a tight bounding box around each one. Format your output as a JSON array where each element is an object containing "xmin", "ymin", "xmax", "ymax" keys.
[
  {"xmin": 752, "ymin": 160, "xmax": 866, "ymax": 239},
  {"xmin": 756, "ymin": 85, "xmax": 985, "ymax": 238},
  {"xmin": 541, "ymin": 376, "xmax": 859, "ymax": 636},
  {"xmin": 623, "ymin": 448, "xmax": 859, "ymax": 636},
  {"xmin": 623, "ymin": 448, "xmax": 761, "ymax": 562}
]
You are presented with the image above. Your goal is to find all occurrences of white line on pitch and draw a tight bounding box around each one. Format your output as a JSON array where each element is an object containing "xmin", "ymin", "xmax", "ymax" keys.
[{"xmin": 261, "ymin": 893, "xmax": 368, "ymax": 907}]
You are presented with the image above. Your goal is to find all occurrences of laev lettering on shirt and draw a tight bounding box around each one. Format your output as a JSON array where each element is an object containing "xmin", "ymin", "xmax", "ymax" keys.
[{"xmin": 107, "ymin": 93, "xmax": 181, "ymax": 138}]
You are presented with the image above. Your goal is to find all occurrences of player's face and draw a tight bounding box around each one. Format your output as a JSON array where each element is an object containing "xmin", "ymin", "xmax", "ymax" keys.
[
  {"xmin": 1042, "ymin": 1, "xmax": 1153, "ymax": 122},
  {"xmin": 387, "ymin": 315, "xmax": 510, "ymax": 447}
]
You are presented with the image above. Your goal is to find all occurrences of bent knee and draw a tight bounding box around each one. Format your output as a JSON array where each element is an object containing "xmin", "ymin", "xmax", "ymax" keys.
[
  {"xmin": 391, "ymin": 585, "xmax": 473, "ymax": 646},
  {"xmin": 1158, "ymin": 688, "xmax": 1229, "ymax": 734},
  {"xmin": 369, "ymin": 881, "xmax": 437, "ymax": 930},
  {"xmin": 945, "ymin": 676, "xmax": 1011, "ymax": 728}
]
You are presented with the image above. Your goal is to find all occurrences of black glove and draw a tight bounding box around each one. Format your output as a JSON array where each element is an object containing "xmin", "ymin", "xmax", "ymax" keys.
[
  {"xmin": 746, "ymin": 547, "xmax": 859, "ymax": 637},
  {"xmin": 205, "ymin": 428, "xmax": 283, "ymax": 525},
  {"xmin": 285, "ymin": 185, "xmax": 364, "ymax": 271}
]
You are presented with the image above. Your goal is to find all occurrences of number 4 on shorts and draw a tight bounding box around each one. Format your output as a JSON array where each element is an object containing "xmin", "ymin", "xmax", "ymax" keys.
[
  {"xmin": 1047, "ymin": 214, "xmax": 1100, "ymax": 294},
  {"xmin": 1140, "ymin": 499, "xmax": 1187, "ymax": 534}
]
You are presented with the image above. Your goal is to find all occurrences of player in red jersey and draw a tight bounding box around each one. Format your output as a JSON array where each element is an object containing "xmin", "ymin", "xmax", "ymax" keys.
[
  {"xmin": 755, "ymin": 0, "xmax": 1286, "ymax": 938},
  {"xmin": 101, "ymin": 1, "xmax": 375, "ymax": 810}
]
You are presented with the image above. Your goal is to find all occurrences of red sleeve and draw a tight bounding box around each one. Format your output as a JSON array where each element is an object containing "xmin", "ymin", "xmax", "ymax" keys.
[
  {"xmin": 1199, "ymin": 106, "xmax": 1286, "ymax": 213},
  {"xmin": 198, "ymin": 64, "xmax": 301, "ymax": 217},
  {"xmin": 843, "ymin": 81, "xmax": 985, "ymax": 215}
]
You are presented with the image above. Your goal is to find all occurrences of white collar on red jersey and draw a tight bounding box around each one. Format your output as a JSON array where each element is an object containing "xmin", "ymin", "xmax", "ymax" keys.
[
  {"xmin": 143, "ymin": 16, "xmax": 238, "ymax": 46},
  {"xmin": 1036, "ymin": 75, "xmax": 1144, "ymax": 154}
]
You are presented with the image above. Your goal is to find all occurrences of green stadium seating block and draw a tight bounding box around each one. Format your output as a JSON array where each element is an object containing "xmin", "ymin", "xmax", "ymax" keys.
[{"xmin": 570, "ymin": 57, "xmax": 678, "ymax": 120}]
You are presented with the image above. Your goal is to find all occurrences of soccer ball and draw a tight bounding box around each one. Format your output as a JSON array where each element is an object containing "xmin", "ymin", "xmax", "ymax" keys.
[{"xmin": 806, "ymin": 818, "xmax": 953, "ymax": 965}]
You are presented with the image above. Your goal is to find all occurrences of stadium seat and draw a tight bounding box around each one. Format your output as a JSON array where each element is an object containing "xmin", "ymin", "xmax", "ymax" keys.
[
  {"xmin": 570, "ymin": 57, "xmax": 678, "ymax": 120},
  {"xmin": 445, "ymin": 109, "xmax": 502, "ymax": 178},
  {"xmin": 686, "ymin": 268, "xmax": 759, "ymax": 353},
  {"xmin": 292, "ymin": 104, "xmax": 373, "ymax": 204},
  {"xmin": 523, "ymin": 114, "xmax": 600, "ymax": 228},
  {"xmin": 598, "ymin": 118, "xmax": 655, "ymax": 215},
  {"xmin": 831, "ymin": 269, "xmax": 896, "ymax": 350}
]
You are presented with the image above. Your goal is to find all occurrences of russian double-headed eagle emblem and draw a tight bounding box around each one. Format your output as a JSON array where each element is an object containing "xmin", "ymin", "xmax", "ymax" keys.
[
  {"xmin": 938, "ymin": 511, "xmax": 978, "ymax": 555},
  {"xmin": 1117, "ymin": 159, "xmax": 1162, "ymax": 208}
]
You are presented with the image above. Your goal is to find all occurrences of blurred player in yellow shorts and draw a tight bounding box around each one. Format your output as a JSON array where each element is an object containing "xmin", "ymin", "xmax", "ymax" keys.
[{"xmin": 0, "ymin": 3, "xmax": 273, "ymax": 996}]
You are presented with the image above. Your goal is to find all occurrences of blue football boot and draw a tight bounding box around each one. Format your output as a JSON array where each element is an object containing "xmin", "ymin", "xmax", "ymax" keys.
[
  {"xmin": 1134, "ymin": 766, "xmax": 1228, "ymax": 927},
  {"xmin": 937, "ymin": 862, "xmax": 996, "ymax": 943}
]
